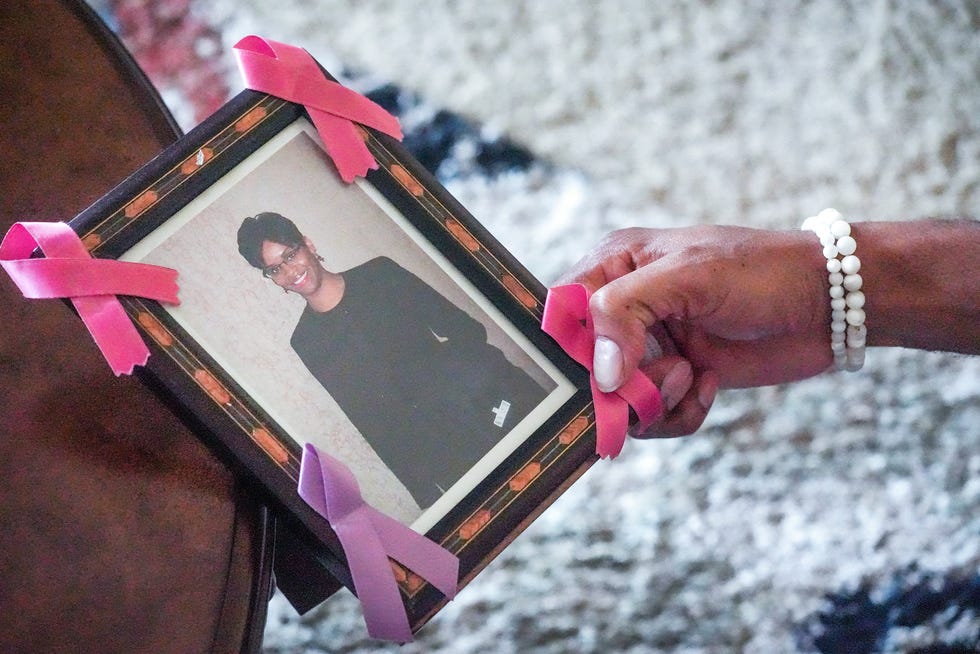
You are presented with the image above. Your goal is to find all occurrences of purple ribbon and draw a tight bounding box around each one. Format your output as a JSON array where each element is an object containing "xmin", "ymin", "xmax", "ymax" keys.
[{"xmin": 297, "ymin": 444, "xmax": 459, "ymax": 642}]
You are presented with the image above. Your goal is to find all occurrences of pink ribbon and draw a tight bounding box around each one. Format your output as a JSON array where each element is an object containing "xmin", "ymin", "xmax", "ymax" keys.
[
  {"xmin": 542, "ymin": 284, "xmax": 663, "ymax": 458},
  {"xmin": 298, "ymin": 444, "xmax": 458, "ymax": 642},
  {"xmin": 0, "ymin": 222, "xmax": 180, "ymax": 376},
  {"xmin": 234, "ymin": 35, "xmax": 403, "ymax": 183}
]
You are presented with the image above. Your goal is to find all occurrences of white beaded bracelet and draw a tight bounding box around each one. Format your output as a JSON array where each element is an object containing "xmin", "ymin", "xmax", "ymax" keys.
[{"xmin": 801, "ymin": 208, "xmax": 866, "ymax": 371}]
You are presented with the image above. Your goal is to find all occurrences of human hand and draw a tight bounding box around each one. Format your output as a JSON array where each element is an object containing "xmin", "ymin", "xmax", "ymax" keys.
[{"xmin": 557, "ymin": 225, "xmax": 832, "ymax": 437}]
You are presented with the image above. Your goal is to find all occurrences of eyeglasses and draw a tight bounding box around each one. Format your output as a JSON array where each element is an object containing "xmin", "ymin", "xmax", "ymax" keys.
[{"xmin": 262, "ymin": 244, "xmax": 302, "ymax": 280}]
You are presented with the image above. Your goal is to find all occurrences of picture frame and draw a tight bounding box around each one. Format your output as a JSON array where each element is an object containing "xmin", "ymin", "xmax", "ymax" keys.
[{"xmin": 68, "ymin": 87, "xmax": 597, "ymax": 631}]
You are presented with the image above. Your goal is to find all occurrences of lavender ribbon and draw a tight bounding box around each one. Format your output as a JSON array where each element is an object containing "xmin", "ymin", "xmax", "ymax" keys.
[{"xmin": 297, "ymin": 444, "xmax": 458, "ymax": 642}]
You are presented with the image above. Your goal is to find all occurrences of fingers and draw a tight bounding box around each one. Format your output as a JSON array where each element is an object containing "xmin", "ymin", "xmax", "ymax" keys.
[
  {"xmin": 593, "ymin": 336, "xmax": 625, "ymax": 393},
  {"xmin": 660, "ymin": 370, "xmax": 719, "ymax": 437},
  {"xmin": 588, "ymin": 258, "xmax": 688, "ymax": 391},
  {"xmin": 657, "ymin": 359, "xmax": 694, "ymax": 413},
  {"xmin": 629, "ymin": 365, "xmax": 719, "ymax": 439},
  {"xmin": 554, "ymin": 227, "xmax": 654, "ymax": 293},
  {"xmin": 593, "ymin": 324, "xmax": 670, "ymax": 393}
]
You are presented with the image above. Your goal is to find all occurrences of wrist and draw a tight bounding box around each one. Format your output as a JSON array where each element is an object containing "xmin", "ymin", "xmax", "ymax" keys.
[
  {"xmin": 853, "ymin": 219, "xmax": 980, "ymax": 353},
  {"xmin": 801, "ymin": 210, "xmax": 868, "ymax": 370}
]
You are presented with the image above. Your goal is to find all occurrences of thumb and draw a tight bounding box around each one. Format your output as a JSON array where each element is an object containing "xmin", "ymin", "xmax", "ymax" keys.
[
  {"xmin": 588, "ymin": 263, "xmax": 677, "ymax": 391},
  {"xmin": 593, "ymin": 335, "xmax": 627, "ymax": 393}
]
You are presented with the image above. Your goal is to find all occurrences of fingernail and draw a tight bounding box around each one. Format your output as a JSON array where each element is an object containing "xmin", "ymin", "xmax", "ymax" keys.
[
  {"xmin": 593, "ymin": 337, "xmax": 624, "ymax": 392},
  {"xmin": 660, "ymin": 360, "xmax": 693, "ymax": 412},
  {"xmin": 698, "ymin": 374, "xmax": 719, "ymax": 410}
]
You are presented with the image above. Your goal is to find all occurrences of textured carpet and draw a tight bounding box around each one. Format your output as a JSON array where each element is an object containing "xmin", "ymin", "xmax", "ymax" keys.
[{"xmin": 94, "ymin": 1, "xmax": 979, "ymax": 652}]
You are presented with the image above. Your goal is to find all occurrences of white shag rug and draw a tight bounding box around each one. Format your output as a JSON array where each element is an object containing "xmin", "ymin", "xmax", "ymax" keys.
[{"xmin": 113, "ymin": 1, "xmax": 980, "ymax": 651}]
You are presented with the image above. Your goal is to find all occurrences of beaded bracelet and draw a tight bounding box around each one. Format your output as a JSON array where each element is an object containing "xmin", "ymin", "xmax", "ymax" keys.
[{"xmin": 801, "ymin": 208, "xmax": 866, "ymax": 371}]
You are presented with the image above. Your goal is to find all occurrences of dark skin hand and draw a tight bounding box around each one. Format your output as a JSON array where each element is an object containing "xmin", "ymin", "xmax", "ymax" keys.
[{"xmin": 557, "ymin": 219, "xmax": 980, "ymax": 438}]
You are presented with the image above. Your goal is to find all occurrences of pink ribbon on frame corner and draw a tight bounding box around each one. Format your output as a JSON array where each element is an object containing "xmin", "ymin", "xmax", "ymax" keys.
[
  {"xmin": 542, "ymin": 284, "xmax": 662, "ymax": 458},
  {"xmin": 298, "ymin": 444, "xmax": 458, "ymax": 643},
  {"xmin": 0, "ymin": 222, "xmax": 180, "ymax": 376},
  {"xmin": 234, "ymin": 35, "xmax": 403, "ymax": 183}
]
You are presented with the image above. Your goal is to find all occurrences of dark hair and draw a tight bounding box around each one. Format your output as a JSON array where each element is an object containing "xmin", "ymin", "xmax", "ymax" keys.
[{"xmin": 237, "ymin": 212, "xmax": 304, "ymax": 269}]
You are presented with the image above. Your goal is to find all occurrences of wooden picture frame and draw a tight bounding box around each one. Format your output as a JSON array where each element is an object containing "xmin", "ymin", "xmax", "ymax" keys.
[{"xmin": 68, "ymin": 88, "xmax": 597, "ymax": 630}]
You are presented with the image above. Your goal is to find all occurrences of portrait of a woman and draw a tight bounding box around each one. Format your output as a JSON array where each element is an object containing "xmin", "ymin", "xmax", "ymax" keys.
[{"xmin": 237, "ymin": 211, "xmax": 548, "ymax": 508}]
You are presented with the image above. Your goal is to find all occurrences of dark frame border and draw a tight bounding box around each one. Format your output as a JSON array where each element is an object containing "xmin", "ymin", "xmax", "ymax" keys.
[{"xmin": 69, "ymin": 88, "xmax": 597, "ymax": 631}]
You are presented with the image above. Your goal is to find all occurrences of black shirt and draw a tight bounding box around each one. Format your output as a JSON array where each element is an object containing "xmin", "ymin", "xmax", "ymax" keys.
[{"xmin": 290, "ymin": 256, "xmax": 547, "ymax": 508}]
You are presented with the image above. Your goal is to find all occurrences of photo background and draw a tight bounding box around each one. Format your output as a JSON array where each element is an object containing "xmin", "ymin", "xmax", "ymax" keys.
[{"xmin": 135, "ymin": 126, "xmax": 557, "ymax": 524}]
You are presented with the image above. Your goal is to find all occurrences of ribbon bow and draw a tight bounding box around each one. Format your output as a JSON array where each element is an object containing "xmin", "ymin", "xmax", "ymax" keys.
[
  {"xmin": 298, "ymin": 444, "xmax": 458, "ymax": 642},
  {"xmin": 542, "ymin": 284, "xmax": 662, "ymax": 458},
  {"xmin": 0, "ymin": 222, "xmax": 179, "ymax": 376},
  {"xmin": 234, "ymin": 35, "xmax": 403, "ymax": 183}
]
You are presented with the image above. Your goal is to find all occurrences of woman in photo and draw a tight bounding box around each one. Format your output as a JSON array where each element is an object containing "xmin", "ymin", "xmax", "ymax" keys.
[{"xmin": 237, "ymin": 211, "xmax": 548, "ymax": 508}]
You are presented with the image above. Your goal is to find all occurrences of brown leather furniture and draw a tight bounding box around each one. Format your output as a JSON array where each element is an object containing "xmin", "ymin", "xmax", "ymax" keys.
[{"xmin": 0, "ymin": 2, "xmax": 273, "ymax": 651}]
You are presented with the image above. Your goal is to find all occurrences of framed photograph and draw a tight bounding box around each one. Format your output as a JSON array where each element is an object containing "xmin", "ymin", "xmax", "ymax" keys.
[{"xmin": 69, "ymin": 88, "xmax": 596, "ymax": 630}]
